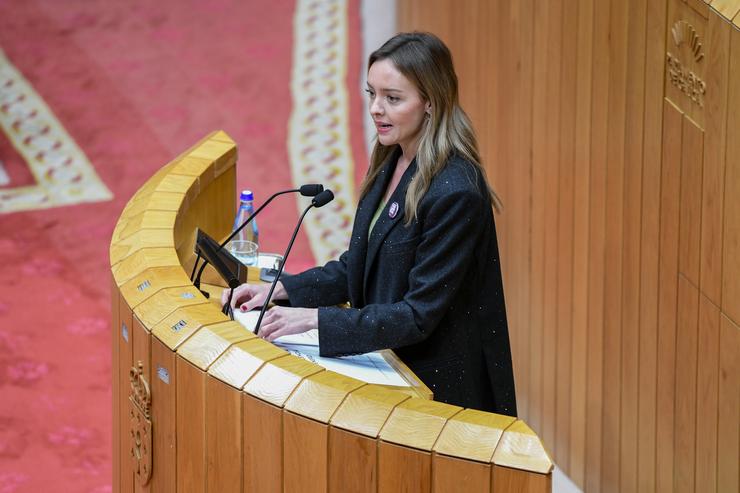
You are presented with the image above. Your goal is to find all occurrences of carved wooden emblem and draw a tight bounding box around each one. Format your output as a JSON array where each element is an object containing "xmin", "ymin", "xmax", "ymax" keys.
[{"xmin": 129, "ymin": 361, "xmax": 152, "ymax": 485}]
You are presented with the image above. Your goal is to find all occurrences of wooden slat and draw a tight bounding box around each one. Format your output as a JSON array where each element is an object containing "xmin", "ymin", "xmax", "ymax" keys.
[
  {"xmin": 717, "ymin": 315, "xmax": 739, "ymax": 493},
  {"xmin": 432, "ymin": 454, "xmax": 490, "ymax": 493},
  {"xmin": 330, "ymin": 384, "xmax": 409, "ymax": 438},
  {"xmin": 569, "ymin": 0, "xmax": 594, "ymax": 486},
  {"xmin": 207, "ymin": 338, "xmax": 287, "ymax": 390},
  {"xmin": 585, "ymin": 0, "xmax": 611, "ymax": 489},
  {"xmin": 555, "ymin": 0, "xmax": 577, "ymax": 473},
  {"xmin": 700, "ymin": 10, "xmax": 731, "ymax": 305},
  {"xmin": 328, "ymin": 427, "xmax": 378, "ymax": 493},
  {"xmin": 150, "ymin": 304, "xmax": 225, "ymax": 351},
  {"xmin": 722, "ymin": 26, "xmax": 740, "ymax": 325},
  {"xmin": 656, "ymin": 100, "xmax": 684, "ymax": 493},
  {"xmin": 111, "ymin": 277, "xmax": 121, "ymax": 492},
  {"xmin": 433, "ymin": 409, "xmax": 515, "ymax": 463},
  {"xmin": 284, "ymin": 371, "xmax": 365, "ymax": 423},
  {"xmin": 176, "ymin": 321, "xmax": 253, "ymax": 371},
  {"xmin": 176, "ymin": 357, "xmax": 206, "ymax": 493},
  {"xmin": 678, "ymin": 116, "xmax": 705, "ymax": 286},
  {"xmin": 673, "ymin": 275, "xmax": 700, "ymax": 492},
  {"xmin": 283, "ymin": 412, "xmax": 328, "ymax": 493},
  {"xmin": 492, "ymin": 419, "xmax": 553, "ymax": 475},
  {"xmin": 205, "ymin": 376, "xmax": 242, "ymax": 492},
  {"xmin": 637, "ymin": 1, "xmax": 669, "ymax": 491},
  {"xmin": 620, "ymin": 2, "xmax": 649, "ymax": 492},
  {"xmin": 695, "ymin": 294, "xmax": 720, "ymax": 491},
  {"xmin": 119, "ymin": 266, "xmax": 192, "ymax": 309},
  {"xmin": 378, "ymin": 441, "xmax": 431, "ymax": 493},
  {"xmin": 491, "ymin": 466, "xmax": 551, "ymax": 493},
  {"xmin": 133, "ymin": 285, "xmax": 208, "ymax": 330},
  {"xmin": 243, "ymin": 394, "xmax": 282, "ymax": 493},
  {"xmin": 244, "ymin": 354, "xmax": 323, "ymax": 407},
  {"xmin": 119, "ymin": 295, "xmax": 135, "ymax": 493},
  {"xmin": 132, "ymin": 318, "xmax": 152, "ymax": 493},
  {"xmin": 379, "ymin": 398, "xmax": 462, "ymax": 451},
  {"xmin": 150, "ymin": 338, "xmax": 176, "ymax": 492}
]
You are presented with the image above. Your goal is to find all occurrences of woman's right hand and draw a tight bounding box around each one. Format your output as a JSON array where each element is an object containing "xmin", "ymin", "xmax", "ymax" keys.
[{"xmin": 221, "ymin": 281, "xmax": 287, "ymax": 312}]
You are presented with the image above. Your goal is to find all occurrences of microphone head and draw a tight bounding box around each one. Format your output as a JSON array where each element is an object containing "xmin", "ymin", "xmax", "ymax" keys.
[
  {"xmin": 299, "ymin": 184, "xmax": 324, "ymax": 196},
  {"xmin": 312, "ymin": 189, "xmax": 334, "ymax": 208}
]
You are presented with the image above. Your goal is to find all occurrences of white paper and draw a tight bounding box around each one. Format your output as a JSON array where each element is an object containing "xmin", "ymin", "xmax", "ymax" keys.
[{"xmin": 232, "ymin": 310, "xmax": 409, "ymax": 387}]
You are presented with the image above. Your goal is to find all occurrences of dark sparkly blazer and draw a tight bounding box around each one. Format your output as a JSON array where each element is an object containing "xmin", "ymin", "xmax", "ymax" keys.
[{"xmin": 280, "ymin": 149, "xmax": 517, "ymax": 416}]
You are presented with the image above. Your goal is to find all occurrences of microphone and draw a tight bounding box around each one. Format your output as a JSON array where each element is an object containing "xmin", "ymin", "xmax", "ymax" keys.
[
  {"xmin": 253, "ymin": 189, "xmax": 334, "ymax": 335},
  {"xmin": 191, "ymin": 184, "xmax": 324, "ymax": 289}
]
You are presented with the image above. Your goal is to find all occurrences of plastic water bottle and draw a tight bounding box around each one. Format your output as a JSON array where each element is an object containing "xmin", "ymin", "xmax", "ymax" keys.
[{"xmin": 230, "ymin": 190, "xmax": 259, "ymax": 265}]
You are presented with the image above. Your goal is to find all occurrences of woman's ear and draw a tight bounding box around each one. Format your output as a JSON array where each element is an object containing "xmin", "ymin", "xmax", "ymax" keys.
[{"xmin": 425, "ymin": 101, "xmax": 432, "ymax": 115}]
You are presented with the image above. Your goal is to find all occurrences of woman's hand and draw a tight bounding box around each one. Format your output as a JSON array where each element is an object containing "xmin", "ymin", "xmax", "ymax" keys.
[
  {"xmin": 257, "ymin": 306, "xmax": 318, "ymax": 342},
  {"xmin": 221, "ymin": 281, "xmax": 287, "ymax": 311}
]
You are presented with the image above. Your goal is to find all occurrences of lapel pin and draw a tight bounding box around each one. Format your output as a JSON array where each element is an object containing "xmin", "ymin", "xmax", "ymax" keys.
[{"xmin": 389, "ymin": 201, "xmax": 399, "ymax": 219}]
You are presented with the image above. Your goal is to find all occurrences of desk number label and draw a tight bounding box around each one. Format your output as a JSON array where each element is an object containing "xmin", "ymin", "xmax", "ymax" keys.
[
  {"xmin": 157, "ymin": 366, "xmax": 170, "ymax": 384},
  {"xmin": 121, "ymin": 322, "xmax": 129, "ymax": 342}
]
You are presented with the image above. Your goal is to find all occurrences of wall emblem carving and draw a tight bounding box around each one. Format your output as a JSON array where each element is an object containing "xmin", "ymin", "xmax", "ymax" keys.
[
  {"xmin": 666, "ymin": 19, "xmax": 706, "ymax": 107},
  {"xmin": 129, "ymin": 361, "xmax": 152, "ymax": 485}
]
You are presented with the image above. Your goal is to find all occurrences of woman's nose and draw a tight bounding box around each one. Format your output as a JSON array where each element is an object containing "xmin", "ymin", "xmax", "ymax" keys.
[{"xmin": 370, "ymin": 98, "xmax": 383, "ymax": 115}]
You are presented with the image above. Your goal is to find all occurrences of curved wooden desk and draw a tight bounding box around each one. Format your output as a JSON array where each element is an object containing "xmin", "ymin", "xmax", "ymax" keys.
[{"xmin": 110, "ymin": 131, "xmax": 553, "ymax": 492}]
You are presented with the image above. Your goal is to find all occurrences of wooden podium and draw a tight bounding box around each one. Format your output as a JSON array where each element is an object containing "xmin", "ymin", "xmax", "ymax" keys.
[{"xmin": 110, "ymin": 131, "xmax": 553, "ymax": 492}]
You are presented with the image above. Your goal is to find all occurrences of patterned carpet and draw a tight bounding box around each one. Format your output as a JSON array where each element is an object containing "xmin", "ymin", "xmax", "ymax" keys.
[{"xmin": 0, "ymin": 1, "xmax": 367, "ymax": 491}]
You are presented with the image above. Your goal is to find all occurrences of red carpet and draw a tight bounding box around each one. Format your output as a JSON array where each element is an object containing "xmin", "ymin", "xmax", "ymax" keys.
[{"xmin": 0, "ymin": 1, "xmax": 367, "ymax": 491}]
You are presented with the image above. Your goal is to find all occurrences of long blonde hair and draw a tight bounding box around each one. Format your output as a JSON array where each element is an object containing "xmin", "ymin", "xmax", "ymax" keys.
[{"xmin": 360, "ymin": 32, "xmax": 502, "ymax": 223}]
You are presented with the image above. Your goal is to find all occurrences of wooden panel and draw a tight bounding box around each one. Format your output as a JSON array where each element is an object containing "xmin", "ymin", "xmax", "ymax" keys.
[
  {"xmin": 132, "ymin": 318, "xmax": 152, "ymax": 493},
  {"xmin": 678, "ymin": 116, "xmax": 705, "ymax": 285},
  {"xmin": 204, "ymin": 376, "xmax": 242, "ymax": 493},
  {"xmin": 555, "ymin": 0, "xmax": 577, "ymax": 473},
  {"xmin": 330, "ymin": 384, "xmax": 409, "ymax": 438},
  {"xmin": 695, "ymin": 294, "xmax": 720, "ymax": 491},
  {"xmin": 433, "ymin": 409, "xmax": 515, "ymax": 463},
  {"xmin": 177, "ymin": 321, "xmax": 253, "ymax": 371},
  {"xmin": 283, "ymin": 412, "xmax": 328, "ymax": 493},
  {"xmin": 656, "ymin": 100, "xmax": 683, "ymax": 493},
  {"xmin": 243, "ymin": 394, "xmax": 282, "ymax": 493},
  {"xmin": 568, "ymin": 0, "xmax": 594, "ymax": 486},
  {"xmin": 328, "ymin": 427, "xmax": 377, "ymax": 493},
  {"xmin": 432, "ymin": 454, "xmax": 490, "ymax": 493},
  {"xmin": 119, "ymin": 295, "xmax": 135, "ymax": 493},
  {"xmin": 151, "ymin": 338, "xmax": 176, "ymax": 493},
  {"xmin": 176, "ymin": 357, "xmax": 205, "ymax": 493},
  {"xmin": 378, "ymin": 441, "xmax": 431, "ymax": 493},
  {"xmin": 111, "ymin": 276, "xmax": 121, "ymax": 493},
  {"xmin": 700, "ymin": 10, "xmax": 731, "ymax": 304},
  {"xmin": 722, "ymin": 27, "xmax": 740, "ymax": 325},
  {"xmin": 492, "ymin": 466, "xmax": 551, "ymax": 493},
  {"xmin": 584, "ymin": 0, "xmax": 611, "ymax": 490},
  {"xmin": 673, "ymin": 275, "xmax": 699, "ymax": 492},
  {"xmin": 620, "ymin": 1, "xmax": 648, "ymax": 492},
  {"xmin": 637, "ymin": 1, "xmax": 669, "ymax": 491},
  {"xmin": 379, "ymin": 398, "xmax": 461, "ymax": 451},
  {"xmin": 717, "ymin": 315, "xmax": 739, "ymax": 493},
  {"xmin": 492, "ymin": 420, "xmax": 553, "ymax": 475}
]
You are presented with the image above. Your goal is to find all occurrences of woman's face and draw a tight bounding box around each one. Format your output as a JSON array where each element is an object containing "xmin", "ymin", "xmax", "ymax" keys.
[{"xmin": 367, "ymin": 59, "xmax": 429, "ymax": 154}]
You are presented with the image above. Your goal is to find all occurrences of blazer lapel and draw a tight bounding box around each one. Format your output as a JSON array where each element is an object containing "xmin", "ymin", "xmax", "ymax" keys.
[{"xmin": 363, "ymin": 158, "xmax": 417, "ymax": 294}]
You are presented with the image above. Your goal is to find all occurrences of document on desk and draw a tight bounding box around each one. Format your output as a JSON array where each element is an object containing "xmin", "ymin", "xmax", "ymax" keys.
[{"xmin": 233, "ymin": 310, "xmax": 410, "ymax": 387}]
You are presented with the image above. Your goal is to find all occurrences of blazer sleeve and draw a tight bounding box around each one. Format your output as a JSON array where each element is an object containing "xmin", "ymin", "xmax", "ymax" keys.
[
  {"xmin": 317, "ymin": 187, "xmax": 486, "ymax": 356},
  {"xmin": 279, "ymin": 250, "xmax": 350, "ymax": 308}
]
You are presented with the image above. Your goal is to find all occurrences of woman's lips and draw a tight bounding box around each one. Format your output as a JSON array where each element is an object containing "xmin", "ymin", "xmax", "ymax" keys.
[{"xmin": 375, "ymin": 122, "xmax": 392, "ymax": 134}]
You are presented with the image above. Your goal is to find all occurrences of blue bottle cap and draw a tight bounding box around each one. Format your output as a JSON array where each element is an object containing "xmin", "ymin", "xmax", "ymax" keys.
[{"xmin": 240, "ymin": 190, "xmax": 254, "ymax": 201}]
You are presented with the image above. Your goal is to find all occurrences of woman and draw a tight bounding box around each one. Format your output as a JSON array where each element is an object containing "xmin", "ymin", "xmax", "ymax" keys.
[{"xmin": 224, "ymin": 32, "xmax": 516, "ymax": 416}]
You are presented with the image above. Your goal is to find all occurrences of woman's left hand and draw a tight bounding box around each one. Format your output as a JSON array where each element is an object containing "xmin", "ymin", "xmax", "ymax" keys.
[{"xmin": 258, "ymin": 306, "xmax": 318, "ymax": 342}]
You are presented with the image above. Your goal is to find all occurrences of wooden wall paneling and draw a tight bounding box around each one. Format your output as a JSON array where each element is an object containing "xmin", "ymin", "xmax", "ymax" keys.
[
  {"xmin": 328, "ymin": 427, "xmax": 379, "ymax": 493},
  {"xmin": 655, "ymin": 99, "xmax": 683, "ymax": 493},
  {"xmin": 511, "ymin": 0, "xmax": 535, "ymax": 423},
  {"xmin": 678, "ymin": 116, "xmax": 705, "ymax": 285},
  {"xmin": 283, "ymin": 412, "xmax": 329, "ymax": 493},
  {"xmin": 176, "ymin": 356, "xmax": 206, "ymax": 493},
  {"xmin": 112, "ymin": 276, "xmax": 121, "ymax": 492},
  {"xmin": 637, "ymin": 1, "xmax": 669, "ymax": 491},
  {"xmin": 491, "ymin": 466, "xmax": 551, "ymax": 493},
  {"xmin": 710, "ymin": 0, "xmax": 740, "ymax": 19},
  {"xmin": 378, "ymin": 441, "xmax": 432, "ymax": 492},
  {"xmin": 541, "ymin": 0, "xmax": 563, "ymax": 456},
  {"xmin": 242, "ymin": 395, "xmax": 283, "ymax": 493},
  {"xmin": 132, "ymin": 318, "xmax": 152, "ymax": 493},
  {"xmin": 527, "ymin": 0, "xmax": 551, "ymax": 437},
  {"xmin": 432, "ymin": 455, "xmax": 490, "ymax": 493},
  {"xmin": 568, "ymin": 0, "xmax": 594, "ymax": 487},
  {"xmin": 151, "ymin": 337, "xmax": 176, "ymax": 493},
  {"xmin": 120, "ymin": 295, "xmax": 135, "ymax": 493},
  {"xmin": 721, "ymin": 26, "xmax": 740, "ymax": 325},
  {"xmin": 601, "ymin": 1, "xmax": 631, "ymax": 490},
  {"xmin": 619, "ymin": 1, "xmax": 649, "ymax": 492},
  {"xmin": 585, "ymin": 0, "xmax": 612, "ymax": 490},
  {"xmin": 673, "ymin": 275, "xmax": 700, "ymax": 493},
  {"xmin": 700, "ymin": 10, "xmax": 731, "ymax": 304},
  {"xmin": 695, "ymin": 294, "xmax": 720, "ymax": 491},
  {"xmin": 716, "ymin": 315, "xmax": 739, "ymax": 493},
  {"xmin": 555, "ymin": 0, "xmax": 578, "ymax": 473},
  {"xmin": 204, "ymin": 376, "xmax": 242, "ymax": 493}
]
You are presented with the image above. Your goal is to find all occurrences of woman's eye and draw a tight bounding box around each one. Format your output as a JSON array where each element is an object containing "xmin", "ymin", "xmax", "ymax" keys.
[
  {"xmin": 365, "ymin": 89, "xmax": 375, "ymax": 98},
  {"xmin": 387, "ymin": 96, "xmax": 399, "ymax": 103}
]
